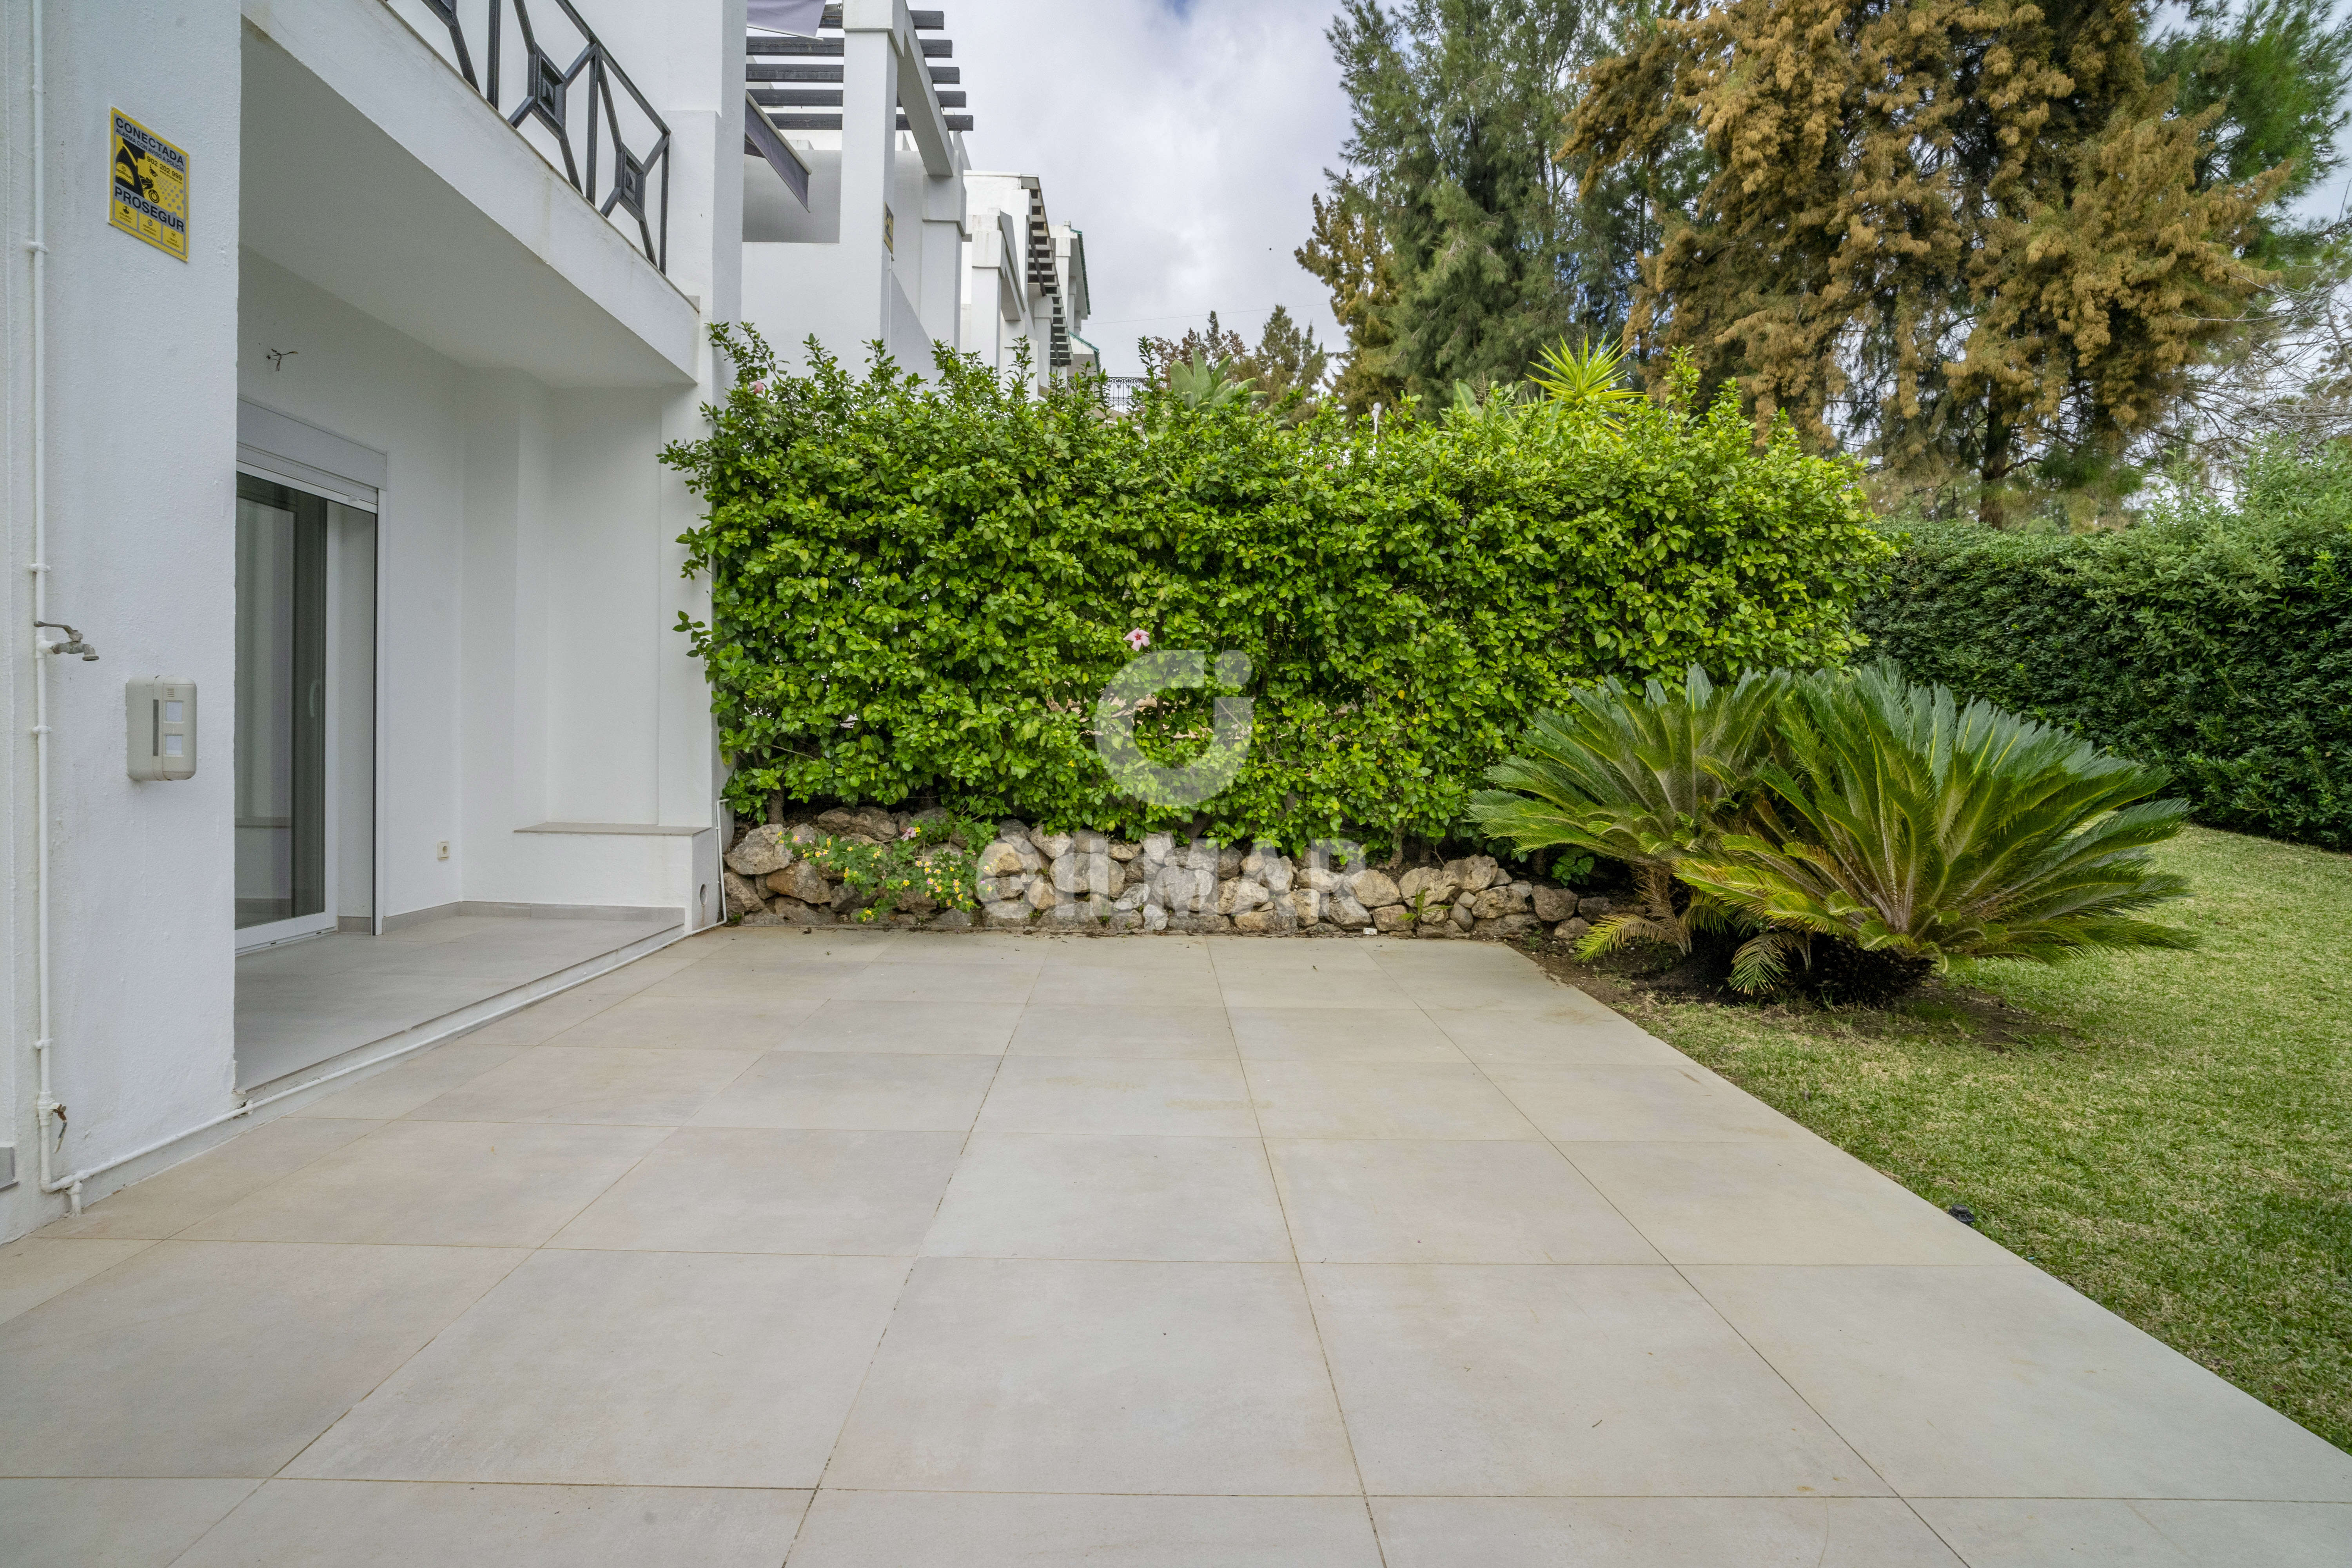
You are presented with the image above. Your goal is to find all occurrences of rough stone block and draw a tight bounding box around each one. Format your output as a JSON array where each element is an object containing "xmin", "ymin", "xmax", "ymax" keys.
[
  {"xmin": 1351, "ymin": 869, "xmax": 1403, "ymax": 909},
  {"xmin": 1218, "ymin": 878, "xmax": 1272, "ymax": 916},
  {"xmin": 724, "ymin": 825, "xmax": 793, "ymax": 877},
  {"xmin": 722, "ymin": 870, "xmax": 768, "ymax": 919},
  {"xmin": 1530, "ymin": 886, "xmax": 1579, "ymax": 922},
  {"xmin": 767, "ymin": 863, "xmax": 831, "ymax": 905},
  {"xmin": 1372, "ymin": 904, "xmax": 1416, "ymax": 933}
]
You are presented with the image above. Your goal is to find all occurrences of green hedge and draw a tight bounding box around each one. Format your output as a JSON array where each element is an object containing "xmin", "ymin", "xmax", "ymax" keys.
[
  {"xmin": 1856, "ymin": 446, "xmax": 2352, "ymax": 849},
  {"xmin": 663, "ymin": 330, "xmax": 1892, "ymax": 851}
]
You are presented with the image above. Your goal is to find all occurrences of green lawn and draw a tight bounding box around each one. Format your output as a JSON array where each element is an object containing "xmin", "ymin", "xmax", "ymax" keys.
[{"xmin": 1561, "ymin": 825, "xmax": 2352, "ymax": 1453}]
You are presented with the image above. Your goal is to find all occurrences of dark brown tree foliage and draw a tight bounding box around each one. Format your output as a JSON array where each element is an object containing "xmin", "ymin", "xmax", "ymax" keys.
[{"xmin": 1568, "ymin": 0, "xmax": 2287, "ymax": 523}]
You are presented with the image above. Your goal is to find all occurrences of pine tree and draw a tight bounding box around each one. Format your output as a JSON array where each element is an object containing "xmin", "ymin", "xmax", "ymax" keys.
[
  {"xmin": 2147, "ymin": 0, "xmax": 2351, "ymax": 261},
  {"xmin": 1244, "ymin": 305, "xmax": 1334, "ymax": 418},
  {"xmin": 1318, "ymin": 0, "xmax": 1629, "ymax": 401},
  {"xmin": 1296, "ymin": 183, "xmax": 1409, "ymax": 416},
  {"xmin": 1571, "ymin": 0, "xmax": 2288, "ymax": 524}
]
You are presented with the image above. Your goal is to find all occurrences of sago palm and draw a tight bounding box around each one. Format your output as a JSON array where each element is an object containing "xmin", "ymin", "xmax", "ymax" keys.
[
  {"xmin": 1469, "ymin": 667, "xmax": 1786, "ymax": 958},
  {"xmin": 1677, "ymin": 662, "xmax": 2195, "ymax": 993}
]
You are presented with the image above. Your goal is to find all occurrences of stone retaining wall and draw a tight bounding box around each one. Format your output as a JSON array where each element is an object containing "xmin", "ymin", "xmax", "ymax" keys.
[{"xmin": 722, "ymin": 808, "xmax": 1610, "ymax": 942}]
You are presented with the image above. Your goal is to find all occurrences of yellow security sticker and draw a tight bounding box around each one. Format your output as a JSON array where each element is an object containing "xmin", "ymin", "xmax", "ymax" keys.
[{"xmin": 109, "ymin": 109, "xmax": 189, "ymax": 261}]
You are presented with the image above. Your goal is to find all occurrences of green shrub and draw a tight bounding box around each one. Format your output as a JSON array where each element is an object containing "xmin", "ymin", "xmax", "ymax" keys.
[
  {"xmin": 1856, "ymin": 444, "xmax": 2352, "ymax": 849},
  {"xmin": 1467, "ymin": 665, "xmax": 1787, "ymax": 952},
  {"xmin": 1474, "ymin": 663, "xmax": 2196, "ymax": 998},
  {"xmin": 1679, "ymin": 663, "xmax": 2197, "ymax": 992},
  {"xmin": 664, "ymin": 330, "xmax": 1891, "ymax": 851}
]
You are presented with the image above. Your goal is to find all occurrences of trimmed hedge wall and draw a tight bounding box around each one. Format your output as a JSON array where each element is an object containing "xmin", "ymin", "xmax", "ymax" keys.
[
  {"xmin": 663, "ymin": 331, "xmax": 1893, "ymax": 853},
  {"xmin": 1856, "ymin": 450, "xmax": 2352, "ymax": 849}
]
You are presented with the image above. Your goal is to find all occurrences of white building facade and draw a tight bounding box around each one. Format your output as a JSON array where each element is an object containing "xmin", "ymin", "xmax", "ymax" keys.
[{"xmin": 2, "ymin": 0, "xmax": 1098, "ymax": 1243}]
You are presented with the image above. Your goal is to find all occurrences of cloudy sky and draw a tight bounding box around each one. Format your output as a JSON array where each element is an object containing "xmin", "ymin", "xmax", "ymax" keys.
[
  {"xmin": 942, "ymin": 2, "xmax": 2350, "ymax": 378},
  {"xmin": 949, "ymin": 0, "xmax": 1354, "ymax": 376}
]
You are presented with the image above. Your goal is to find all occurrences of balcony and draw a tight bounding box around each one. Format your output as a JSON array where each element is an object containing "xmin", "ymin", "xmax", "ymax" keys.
[{"xmin": 399, "ymin": 0, "xmax": 673, "ymax": 273}]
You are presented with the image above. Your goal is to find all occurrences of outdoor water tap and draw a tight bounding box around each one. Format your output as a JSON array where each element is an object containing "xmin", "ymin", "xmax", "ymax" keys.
[{"xmin": 34, "ymin": 621, "xmax": 98, "ymax": 660}]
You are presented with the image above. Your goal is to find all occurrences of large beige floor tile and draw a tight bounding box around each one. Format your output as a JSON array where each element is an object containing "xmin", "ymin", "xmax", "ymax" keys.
[
  {"xmin": 1035, "ymin": 935, "xmax": 1214, "ymax": 968},
  {"xmin": 172, "ymin": 1480, "xmax": 809, "ymax": 1567},
  {"xmin": 1009, "ymin": 1004, "xmax": 1237, "ymax": 1059},
  {"xmin": 974, "ymin": 1056, "xmax": 1256, "ymax": 1136},
  {"xmin": 925, "ymin": 1133, "xmax": 1291, "ymax": 1260},
  {"xmin": 1247, "ymin": 1060, "xmax": 1541, "ymax": 1140},
  {"xmin": 2129, "ymin": 1501, "xmax": 2352, "ymax": 1566},
  {"xmin": 1270, "ymin": 1140, "xmax": 1659, "ymax": 1264},
  {"xmin": 691, "ymin": 1051, "xmax": 999, "ymax": 1130},
  {"xmin": 1368, "ymin": 964, "xmax": 1580, "ymax": 1014},
  {"xmin": 1214, "ymin": 965, "xmax": 1416, "ymax": 1010},
  {"xmin": 537, "ymin": 992, "xmax": 824, "ymax": 1050},
  {"xmin": 456, "ymin": 990, "xmax": 621, "ymax": 1045},
  {"xmin": 1210, "ymin": 936, "xmax": 1388, "ymax": 970},
  {"xmin": 1562, "ymin": 1140, "xmax": 2020, "ymax": 1265},
  {"xmin": 862, "ymin": 934, "xmax": 1036, "ymax": 965},
  {"xmin": 787, "ymin": 1490, "xmax": 1384, "ymax": 1566},
  {"xmin": 825, "ymin": 1256, "xmax": 1359, "ymax": 1494},
  {"xmin": 1364, "ymin": 938, "xmax": 1544, "ymax": 980},
  {"xmin": 1908, "ymin": 1497, "xmax": 2352, "ymax": 1566},
  {"xmin": 0, "ymin": 1478, "xmax": 260, "ymax": 1568},
  {"xmin": 1229, "ymin": 1006, "xmax": 1466, "ymax": 1063},
  {"xmin": 1687, "ymin": 1264, "xmax": 2352, "ymax": 1501},
  {"xmin": 0, "ymin": 1236, "xmax": 152, "ymax": 1325},
  {"xmin": 180, "ymin": 1121, "xmax": 666, "ymax": 1247},
  {"xmin": 1424, "ymin": 1005, "xmax": 1687, "ymax": 1067},
  {"xmin": 406, "ymin": 1045, "xmax": 760, "ymax": 1124},
  {"xmin": 780, "ymin": 999, "xmax": 1023, "ymax": 1054},
  {"xmin": 554, "ymin": 1128, "xmax": 964, "ymax": 1254},
  {"xmin": 641, "ymin": 962, "xmax": 870, "ymax": 1004},
  {"xmin": 289, "ymin": 1250, "xmax": 907, "ymax": 1487},
  {"xmin": 835, "ymin": 961, "xmax": 1041, "ymax": 1003},
  {"xmin": 1486, "ymin": 1063, "xmax": 1807, "ymax": 1142},
  {"xmin": 1306, "ymin": 1263, "xmax": 1884, "ymax": 1497},
  {"xmin": 36, "ymin": 1116, "xmax": 384, "ymax": 1240},
  {"xmin": 1029, "ymin": 963, "xmax": 1220, "ymax": 1007},
  {"xmin": 1370, "ymin": 1497, "xmax": 1959, "ymax": 1567},
  {"xmin": 286, "ymin": 1042, "xmax": 527, "ymax": 1119},
  {"xmin": 0, "ymin": 1240, "xmax": 521, "ymax": 1477}
]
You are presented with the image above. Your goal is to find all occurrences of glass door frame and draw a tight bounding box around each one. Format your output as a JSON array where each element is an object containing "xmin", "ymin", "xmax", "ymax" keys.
[{"xmin": 233, "ymin": 463, "xmax": 374, "ymax": 953}]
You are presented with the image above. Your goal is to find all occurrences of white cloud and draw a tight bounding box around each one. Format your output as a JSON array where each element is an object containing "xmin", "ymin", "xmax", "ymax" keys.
[{"xmin": 947, "ymin": 0, "xmax": 1353, "ymax": 375}]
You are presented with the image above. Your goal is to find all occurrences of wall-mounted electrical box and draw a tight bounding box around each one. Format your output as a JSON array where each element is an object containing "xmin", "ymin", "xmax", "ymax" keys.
[{"xmin": 127, "ymin": 679, "xmax": 198, "ymax": 781}]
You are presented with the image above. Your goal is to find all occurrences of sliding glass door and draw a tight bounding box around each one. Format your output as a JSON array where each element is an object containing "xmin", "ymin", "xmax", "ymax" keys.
[{"xmin": 234, "ymin": 474, "xmax": 332, "ymax": 944}]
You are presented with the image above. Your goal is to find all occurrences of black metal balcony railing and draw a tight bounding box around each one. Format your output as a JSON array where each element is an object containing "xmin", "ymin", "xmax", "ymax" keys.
[{"xmin": 411, "ymin": 0, "xmax": 672, "ymax": 273}]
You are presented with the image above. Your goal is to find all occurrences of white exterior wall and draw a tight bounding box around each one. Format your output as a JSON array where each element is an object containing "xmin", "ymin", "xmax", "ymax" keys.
[
  {"xmin": 0, "ymin": 0, "xmax": 246, "ymax": 1242},
  {"xmin": 740, "ymin": 1, "xmax": 968, "ymax": 377},
  {"xmin": 2, "ymin": 0, "xmax": 738, "ymax": 1240}
]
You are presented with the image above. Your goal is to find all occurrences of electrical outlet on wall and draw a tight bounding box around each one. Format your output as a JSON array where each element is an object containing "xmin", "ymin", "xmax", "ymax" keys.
[{"xmin": 436, "ymin": 840, "xmax": 451, "ymax": 861}]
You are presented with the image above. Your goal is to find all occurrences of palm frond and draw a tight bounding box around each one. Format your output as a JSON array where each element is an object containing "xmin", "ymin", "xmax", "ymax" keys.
[{"xmin": 1675, "ymin": 661, "xmax": 2196, "ymax": 972}]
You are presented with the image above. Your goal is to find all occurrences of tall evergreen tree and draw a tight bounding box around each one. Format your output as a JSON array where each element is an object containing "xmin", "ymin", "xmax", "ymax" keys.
[
  {"xmin": 1318, "ymin": 0, "xmax": 1629, "ymax": 401},
  {"xmin": 2147, "ymin": 0, "xmax": 2351, "ymax": 261},
  {"xmin": 1296, "ymin": 182, "xmax": 1410, "ymax": 416},
  {"xmin": 1571, "ymin": 0, "xmax": 2290, "ymax": 524}
]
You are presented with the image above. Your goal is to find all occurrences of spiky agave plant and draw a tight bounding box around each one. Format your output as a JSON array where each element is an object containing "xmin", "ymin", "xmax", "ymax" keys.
[
  {"xmin": 1677, "ymin": 662, "xmax": 2195, "ymax": 995},
  {"xmin": 1526, "ymin": 338, "xmax": 1642, "ymax": 425},
  {"xmin": 1165, "ymin": 352, "xmax": 1262, "ymax": 412},
  {"xmin": 1468, "ymin": 667, "xmax": 1786, "ymax": 960}
]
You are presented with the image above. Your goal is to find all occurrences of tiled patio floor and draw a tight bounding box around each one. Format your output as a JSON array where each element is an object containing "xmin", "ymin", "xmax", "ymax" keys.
[
  {"xmin": 5, "ymin": 929, "xmax": 2349, "ymax": 1565},
  {"xmin": 233, "ymin": 913, "xmax": 682, "ymax": 1090}
]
